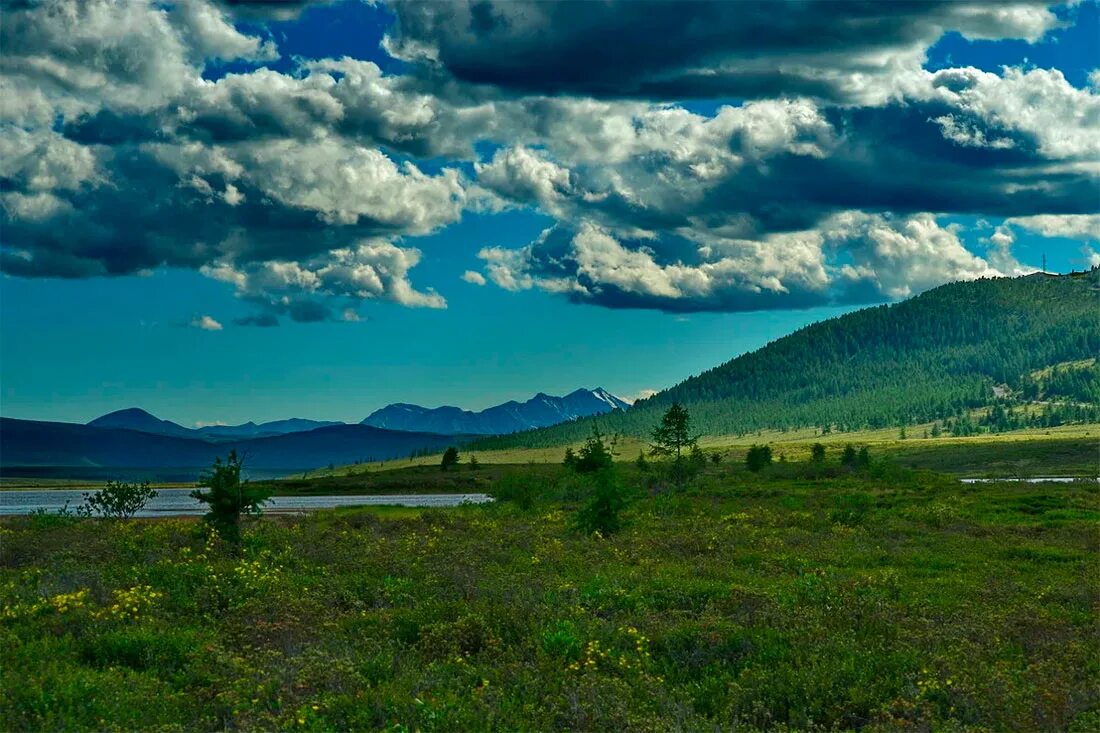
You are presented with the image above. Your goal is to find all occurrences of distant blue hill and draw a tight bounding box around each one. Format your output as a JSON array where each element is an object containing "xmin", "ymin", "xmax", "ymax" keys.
[
  {"xmin": 196, "ymin": 418, "xmax": 344, "ymax": 440},
  {"xmin": 362, "ymin": 388, "xmax": 630, "ymax": 435},
  {"xmin": 0, "ymin": 418, "xmax": 454, "ymax": 478},
  {"xmin": 86, "ymin": 408, "xmax": 342, "ymax": 441}
]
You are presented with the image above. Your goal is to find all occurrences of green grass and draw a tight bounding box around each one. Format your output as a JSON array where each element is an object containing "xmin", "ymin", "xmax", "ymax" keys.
[
  {"xmin": 3, "ymin": 460, "xmax": 1098, "ymax": 731},
  {"xmin": 308, "ymin": 424, "xmax": 1100, "ymax": 482}
]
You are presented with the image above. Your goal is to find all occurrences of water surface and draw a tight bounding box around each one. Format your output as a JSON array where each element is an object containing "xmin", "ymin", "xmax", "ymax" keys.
[{"xmin": 0, "ymin": 488, "xmax": 491, "ymax": 517}]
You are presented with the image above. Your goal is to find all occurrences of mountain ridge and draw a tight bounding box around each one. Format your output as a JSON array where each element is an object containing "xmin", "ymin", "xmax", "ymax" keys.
[
  {"xmin": 362, "ymin": 387, "xmax": 630, "ymax": 434},
  {"xmin": 0, "ymin": 418, "xmax": 456, "ymax": 478}
]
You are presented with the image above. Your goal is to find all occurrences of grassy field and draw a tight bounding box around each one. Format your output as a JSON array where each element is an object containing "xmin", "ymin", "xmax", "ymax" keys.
[
  {"xmin": 308, "ymin": 423, "xmax": 1100, "ymax": 481},
  {"xmin": 2, "ymin": 460, "xmax": 1098, "ymax": 731}
]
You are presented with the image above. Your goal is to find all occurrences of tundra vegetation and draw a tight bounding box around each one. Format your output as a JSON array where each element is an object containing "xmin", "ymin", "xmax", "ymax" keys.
[{"xmin": 2, "ymin": 412, "xmax": 1098, "ymax": 731}]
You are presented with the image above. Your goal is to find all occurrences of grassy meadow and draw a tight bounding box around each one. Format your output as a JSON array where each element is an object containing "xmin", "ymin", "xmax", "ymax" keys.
[
  {"xmin": 304, "ymin": 423, "xmax": 1100, "ymax": 482},
  {"xmin": 3, "ymin": 456, "xmax": 1098, "ymax": 731}
]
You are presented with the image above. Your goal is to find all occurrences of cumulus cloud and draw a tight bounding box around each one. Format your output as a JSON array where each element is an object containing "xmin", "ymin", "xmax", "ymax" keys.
[
  {"xmin": 477, "ymin": 214, "xmax": 1027, "ymax": 312},
  {"xmin": 0, "ymin": 0, "xmax": 1094, "ymax": 321},
  {"xmin": 203, "ymin": 239, "xmax": 446, "ymax": 325},
  {"xmin": 191, "ymin": 315, "xmax": 224, "ymax": 331},
  {"xmin": 0, "ymin": 1, "xmax": 467, "ymax": 323},
  {"xmin": 1004, "ymin": 214, "xmax": 1100, "ymax": 241},
  {"xmin": 461, "ymin": 270, "xmax": 487, "ymax": 285}
]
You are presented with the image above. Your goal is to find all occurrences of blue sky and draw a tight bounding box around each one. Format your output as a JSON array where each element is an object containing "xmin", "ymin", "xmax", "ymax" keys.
[{"xmin": 2, "ymin": 1, "xmax": 1098, "ymax": 426}]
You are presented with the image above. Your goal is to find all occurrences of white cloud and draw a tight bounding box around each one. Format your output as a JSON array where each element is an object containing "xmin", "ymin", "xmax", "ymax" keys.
[
  {"xmin": 477, "ymin": 213, "xmax": 1028, "ymax": 311},
  {"xmin": 1004, "ymin": 214, "xmax": 1100, "ymax": 241},
  {"xmin": 461, "ymin": 270, "xmax": 487, "ymax": 285},
  {"xmin": 623, "ymin": 389, "xmax": 658, "ymax": 404},
  {"xmin": 191, "ymin": 315, "xmax": 223, "ymax": 331},
  {"xmin": 202, "ymin": 239, "xmax": 446, "ymax": 324}
]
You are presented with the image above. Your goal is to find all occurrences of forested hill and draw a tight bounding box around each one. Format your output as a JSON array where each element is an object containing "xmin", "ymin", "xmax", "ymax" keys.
[{"xmin": 474, "ymin": 270, "xmax": 1100, "ymax": 449}]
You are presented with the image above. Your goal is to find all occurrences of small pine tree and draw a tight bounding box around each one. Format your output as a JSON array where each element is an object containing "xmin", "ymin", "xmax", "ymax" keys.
[
  {"xmin": 857, "ymin": 446, "xmax": 871, "ymax": 468},
  {"xmin": 563, "ymin": 447, "xmax": 579, "ymax": 470},
  {"xmin": 811, "ymin": 443, "xmax": 826, "ymax": 462},
  {"xmin": 841, "ymin": 444, "xmax": 857, "ymax": 467},
  {"xmin": 635, "ymin": 450, "xmax": 650, "ymax": 472},
  {"xmin": 190, "ymin": 451, "xmax": 270, "ymax": 544},
  {"xmin": 710, "ymin": 452, "xmax": 722, "ymax": 465},
  {"xmin": 930, "ymin": 422, "xmax": 942, "ymax": 438},
  {"xmin": 440, "ymin": 446, "xmax": 459, "ymax": 471},
  {"xmin": 899, "ymin": 426, "xmax": 907, "ymax": 440},
  {"xmin": 468, "ymin": 455, "xmax": 479, "ymax": 471},
  {"xmin": 650, "ymin": 403, "xmax": 699, "ymax": 488},
  {"xmin": 573, "ymin": 468, "xmax": 627, "ymax": 536}
]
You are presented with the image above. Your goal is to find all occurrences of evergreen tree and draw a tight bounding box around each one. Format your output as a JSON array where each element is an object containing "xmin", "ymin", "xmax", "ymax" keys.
[
  {"xmin": 190, "ymin": 451, "xmax": 270, "ymax": 544},
  {"xmin": 811, "ymin": 443, "xmax": 826, "ymax": 462},
  {"xmin": 563, "ymin": 447, "xmax": 578, "ymax": 470},
  {"xmin": 440, "ymin": 446, "xmax": 459, "ymax": 471},
  {"xmin": 650, "ymin": 403, "xmax": 698, "ymax": 488}
]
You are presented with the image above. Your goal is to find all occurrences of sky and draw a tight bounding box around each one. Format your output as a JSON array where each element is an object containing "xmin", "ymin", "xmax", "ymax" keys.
[{"xmin": 1, "ymin": 0, "xmax": 1098, "ymax": 426}]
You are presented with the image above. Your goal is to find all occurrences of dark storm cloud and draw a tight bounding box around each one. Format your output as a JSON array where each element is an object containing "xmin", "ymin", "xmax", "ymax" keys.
[{"xmin": 385, "ymin": 0, "xmax": 1061, "ymax": 101}]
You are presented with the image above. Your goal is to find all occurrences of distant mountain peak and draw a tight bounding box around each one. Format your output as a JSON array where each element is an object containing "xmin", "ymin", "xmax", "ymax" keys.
[
  {"xmin": 87, "ymin": 407, "xmax": 195, "ymax": 438},
  {"xmin": 362, "ymin": 387, "xmax": 631, "ymax": 435}
]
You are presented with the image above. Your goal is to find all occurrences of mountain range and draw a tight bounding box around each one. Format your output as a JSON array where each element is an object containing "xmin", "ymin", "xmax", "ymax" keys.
[
  {"xmin": 362, "ymin": 388, "xmax": 630, "ymax": 434},
  {"xmin": 0, "ymin": 418, "xmax": 456, "ymax": 478},
  {"xmin": 80, "ymin": 387, "xmax": 627, "ymax": 441},
  {"xmin": 0, "ymin": 388, "xmax": 631, "ymax": 478}
]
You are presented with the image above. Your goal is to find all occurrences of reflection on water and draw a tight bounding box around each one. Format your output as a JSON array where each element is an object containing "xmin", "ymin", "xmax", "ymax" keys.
[{"xmin": 0, "ymin": 488, "xmax": 491, "ymax": 516}]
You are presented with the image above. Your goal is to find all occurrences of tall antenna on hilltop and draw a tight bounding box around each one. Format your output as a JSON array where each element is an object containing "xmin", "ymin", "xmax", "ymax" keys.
[{"xmin": 1042, "ymin": 253, "xmax": 1047, "ymax": 274}]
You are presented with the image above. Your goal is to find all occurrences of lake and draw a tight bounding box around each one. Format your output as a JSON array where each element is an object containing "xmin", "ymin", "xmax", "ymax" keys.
[{"xmin": 0, "ymin": 488, "xmax": 492, "ymax": 516}]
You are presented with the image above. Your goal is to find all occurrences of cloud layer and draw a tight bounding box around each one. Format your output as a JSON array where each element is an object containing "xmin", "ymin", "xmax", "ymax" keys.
[{"xmin": 1, "ymin": 0, "xmax": 1096, "ymax": 321}]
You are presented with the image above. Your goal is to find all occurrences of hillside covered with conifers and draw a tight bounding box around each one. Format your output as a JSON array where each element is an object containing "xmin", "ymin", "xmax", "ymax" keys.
[{"xmin": 474, "ymin": 271, "xmax": 1100, "ymax": 449}]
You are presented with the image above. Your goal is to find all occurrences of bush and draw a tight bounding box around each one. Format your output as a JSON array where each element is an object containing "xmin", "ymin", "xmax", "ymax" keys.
[
  {"xmin": 489, "ymin": 472, "xmax": 540, "ymax": 511},
  {"xmin": 83, "ymin": 480, "xmax": 158, "ymax": 519},
  {"xmin": 745, "ymin": 445, "xmax": 773, "ymax": 472},
  {"xmin": 574, "ymin": 469, "xmax": 628, "ymax": 535},
  {"xmin": 841, "ymin": 444, "xmax": 858, "ymax": 468},
  {"xmin": 811, "ymin": 443, "xmax": 826, "ymax": 462},
  {"xmin": 574, "ymin": 425, "xmax": 615, "ymax": 474}
]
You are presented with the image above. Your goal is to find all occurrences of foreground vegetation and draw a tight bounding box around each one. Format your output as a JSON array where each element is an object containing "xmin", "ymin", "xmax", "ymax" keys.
[{"xmin": 3, "ymin": 458, "xmax": 1098, "ymax": 731}]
